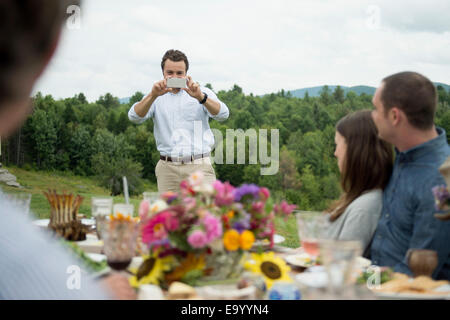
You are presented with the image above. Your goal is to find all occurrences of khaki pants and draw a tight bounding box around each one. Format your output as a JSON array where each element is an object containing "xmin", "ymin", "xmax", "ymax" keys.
[{"xmin": 155, "ymin": 157, "xmax": 216, "ymax": 193}]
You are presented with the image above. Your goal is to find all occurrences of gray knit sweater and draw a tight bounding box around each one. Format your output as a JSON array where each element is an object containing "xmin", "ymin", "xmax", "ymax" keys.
[{"xmin": 325, "ymin": 189, "xmax": 383, "ymax": 257}]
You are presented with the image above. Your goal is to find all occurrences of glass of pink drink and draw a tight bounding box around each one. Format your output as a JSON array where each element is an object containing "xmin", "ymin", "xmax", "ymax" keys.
[{"xmin": 295, "ymin": 210, "xmax": 330, "ymax": 260}]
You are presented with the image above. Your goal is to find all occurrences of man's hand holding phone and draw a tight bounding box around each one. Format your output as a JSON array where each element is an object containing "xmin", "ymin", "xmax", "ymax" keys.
[
  {"xmin": 183, "ymin": 76, "xmax": 203, "ymax": 101},
  {"xmin": 151, "ymin": 79, "xmax": 173, "ymax": 97}
]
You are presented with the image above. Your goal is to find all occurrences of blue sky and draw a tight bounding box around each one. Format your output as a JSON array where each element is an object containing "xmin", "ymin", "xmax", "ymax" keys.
[{"xmin": 33, "ymin": 0, "xmax": 450, "ymax": 102}]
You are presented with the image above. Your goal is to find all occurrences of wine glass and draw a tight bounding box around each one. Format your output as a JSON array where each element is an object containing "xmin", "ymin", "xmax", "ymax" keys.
[
  {"xmin": 113, "ymin": 203, "xmax": 134, "ymax": 217},
  {"xmin": 319, "ymin": 239, "xmax": 362, "ymax": 299},
  {"xmin": 294, "ymin": 210, "xmax": 330, "ymax": 260},
  {"xmin": 101, "ymin": 218, "xmax": 139, "ymax": 272},
  {"xmin": 91, "ymin": 197, "xmax": 113, "ymax": 240},
  {"xmin": 143, "ymin": 192, "xmax": 160, "ymax": 205}
]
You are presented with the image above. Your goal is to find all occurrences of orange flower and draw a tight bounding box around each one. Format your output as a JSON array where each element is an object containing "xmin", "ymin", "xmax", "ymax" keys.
[
  {"xmin": 223, "ymin": 229, "xmax": 240, "ymax": 251},
  {"xmin": 226, "ymin": 210, "xmax": 235, "ymax": 219},
  {"xmin": 110, "ymin": 212, "xmax": 132, "ymax": 222},
  {"xmin": 239, "ymin": 230, "xmax": 255, "ymax": 250}
]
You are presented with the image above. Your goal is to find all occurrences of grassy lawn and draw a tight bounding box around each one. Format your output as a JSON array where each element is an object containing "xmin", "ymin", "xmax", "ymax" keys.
[
  {"xmin": 274, "ymin": 215, "xmax": 300, "ymax": 248},
  {"xmin": 1, "ymin": 166, "xmax": 300, "ymax": 248},
  {"xmin": 1, "ymin": 167, "xmax": 157, "ymax": 219}
]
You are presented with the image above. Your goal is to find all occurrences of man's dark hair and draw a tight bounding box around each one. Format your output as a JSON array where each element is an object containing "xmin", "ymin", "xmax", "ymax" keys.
[
  {"xmin": 161, "ymin": 49, "xmax": 189, "ymax": 72},
  {"xmin": 0, "ymin": 0, "xmax": 80, "ymax": 106},
  {"xmin": 381, "ymin": 71, "xmax": 437, "ymax": 130}
]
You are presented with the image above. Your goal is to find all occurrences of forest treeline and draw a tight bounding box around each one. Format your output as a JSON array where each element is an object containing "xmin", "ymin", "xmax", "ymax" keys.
[{"xmin": 3, "ymin": 84, "xmax": 450, "ymax": 210}]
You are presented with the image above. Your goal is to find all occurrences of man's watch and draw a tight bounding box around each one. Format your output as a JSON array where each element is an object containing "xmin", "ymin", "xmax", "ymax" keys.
[{"xmin": 199, "ymin": 92, "xmax": 208, "ymax": 104}]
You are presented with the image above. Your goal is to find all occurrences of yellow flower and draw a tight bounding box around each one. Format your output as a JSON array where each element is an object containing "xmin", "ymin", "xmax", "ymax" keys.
[
  {"xmin": 227, "ymin": 210, "xmax": 235, "ymax": 219},
  {"xmin": 223, "ymin": 229, "xmax": 240, "ymax": 251},
  {"xmin": 239, "ymin": 230, "xmax": 255, "ymax": 250},
  {"xmin": 165, "ymin": 253, "xmax": 206, "ymax": 284},
  {"xmin": 244, "ymin": 252, "xmax": 292, "ymax": 289},
  {"xmin": 128, "ymin": 252, "xmax": 174, "ymax": 288}
]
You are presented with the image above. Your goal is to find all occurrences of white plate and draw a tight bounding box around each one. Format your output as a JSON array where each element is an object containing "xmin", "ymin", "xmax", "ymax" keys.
[
  {"xmin": 374, "ymin": 284, "xmax": 450, "ymax": 300},
  {"xmin": 32, "ymin": 218, "xmax": 96, "ymax": 228},
  {"xmin": 355, "ymin": 257, "xmax": 372, "ymax": 270},
  {"xmin": 253, "ymin": 234, "xmax": 286, "ymax": 247},
  {"xmin": 86, "ymin": 253, "xmax": 106, "ymax": 263},
  {"xmin": 295, "ymin": 272, "xmax": 328, "ymax": 288},
  {"xmin": 284, "ymin": 252, "xmax": 315, "ymax": 268}
]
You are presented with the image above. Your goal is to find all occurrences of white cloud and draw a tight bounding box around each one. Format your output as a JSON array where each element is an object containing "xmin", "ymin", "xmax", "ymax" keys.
[{"xmin": 32, "ymin": 0, "xmax": 450, "ymax": 101}]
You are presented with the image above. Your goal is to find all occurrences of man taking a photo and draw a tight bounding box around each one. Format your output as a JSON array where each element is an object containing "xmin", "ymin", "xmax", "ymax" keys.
[{"xmin": 128, "ymin": 49, "xmax": 229, "ymax": 192}]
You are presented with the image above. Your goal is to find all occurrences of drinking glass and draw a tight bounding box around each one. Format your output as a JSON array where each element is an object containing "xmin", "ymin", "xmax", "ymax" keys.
[
  {"xmin": 101, "ymin": 218, "xmax": 139, "ymax": 272},
  {"xmin": 294, "ymin": 210, "xmax": 330, "ymax": 259},
  {"xmin": 143, "ymin": 192, "xmax": 160, "ymax": 205},
  {"xmin": 5, "ymin": 192, "xmax": 32, "ymax": 216},
  {"xmin": 91, "ymin": 197, "xmax": 113, "ymax": 239},
  {"xmin": 113, "ymin": 203, "xmax": 134, "ymax": 217},
  {"xmin": 319, "ymin": 239, "xmax": 362, "ymax": 299}
]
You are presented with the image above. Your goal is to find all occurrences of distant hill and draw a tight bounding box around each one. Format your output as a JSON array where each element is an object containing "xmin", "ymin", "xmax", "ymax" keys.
[
  {"xmin": 119, "ymin": 82, "xmax": 450, "ymax": 102},
  {"xmin": 288, "ymin": 85, "xmax": 375, "ymax": 98},
  {"xmin": 287, "ymin": 82, "xmax": 449, "ymax": 98},
  {"xmin": 119, "ymin": 97, "xmax": 130, "ymax": 104},
  {"xmin": 435, "ymin": 82, "xmax": 450, "ymax": 92}
]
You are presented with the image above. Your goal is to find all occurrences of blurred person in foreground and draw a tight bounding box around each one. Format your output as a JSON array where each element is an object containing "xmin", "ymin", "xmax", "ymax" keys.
[
  {"xmin": 370, "ymin": 71, "xmax": 450, "ymax": 280},
  {"xmin": 0, "ymin": 0, "xmax": 135, "ymax": 299}
]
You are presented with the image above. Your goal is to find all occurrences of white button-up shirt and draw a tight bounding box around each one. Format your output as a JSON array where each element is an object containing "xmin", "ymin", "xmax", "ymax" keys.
[{"xmin": 128, "ymin": 87, "xmax": 229, "ymax": 158}]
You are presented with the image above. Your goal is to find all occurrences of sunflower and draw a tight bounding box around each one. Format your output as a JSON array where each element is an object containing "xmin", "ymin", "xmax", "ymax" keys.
[
  {"xmin": 128, "ymin": 251, "xmax": 174, "ymax": 288},
  {"xmin": 165, "ymin": 253, "xmax": 206, "ymax": 284},
  {"xmin": 244, "ymin": 252, "xmax": 292, "ymax": 289}
]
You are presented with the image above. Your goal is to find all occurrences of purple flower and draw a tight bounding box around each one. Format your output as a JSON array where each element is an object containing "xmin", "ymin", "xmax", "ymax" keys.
[
  {"xmin": 234, "ymin": 184, "xmax": 260, "ymax": 202},
  {"xmin": 432, "ymin": 185, "xmax": 450, "ymax": 211},
  {"xmin": 232, "ymin": 213, "xmax": 251, "ymax": 233}
]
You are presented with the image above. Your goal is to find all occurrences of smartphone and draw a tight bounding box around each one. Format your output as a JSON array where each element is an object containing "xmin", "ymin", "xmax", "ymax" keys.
[{"xmin": 166, "ymin": 77, "xmax": 187, "ymax": 88}]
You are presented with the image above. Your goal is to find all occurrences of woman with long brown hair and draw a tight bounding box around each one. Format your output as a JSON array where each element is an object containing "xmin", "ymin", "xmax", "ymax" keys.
[{"xmin": 325, "ymin": 110, "xmax": 393, "ymax": 257}]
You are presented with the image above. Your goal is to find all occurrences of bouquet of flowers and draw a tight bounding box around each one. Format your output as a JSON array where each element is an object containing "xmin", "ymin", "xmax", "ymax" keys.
[{"xmin": 129, "ymin": 171, "xmax": 296, "ymax": 289}]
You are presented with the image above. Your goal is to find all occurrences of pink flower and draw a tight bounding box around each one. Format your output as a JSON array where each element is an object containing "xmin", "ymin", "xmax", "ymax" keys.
[
  {"xmin": 202, "ymin": 214, "xmax": 223, "ymax": 242},
  {"xmin": 188, "ymin": 229, "xmax": 208, "ymax": 248},
  {"xmin": 188, "ymin": 171, "xmax": 204, "ymax": 187},
  {"xmin": 139, "ymin": 200, "xmax": 150, "ymax": 220},
  {"xmin": 251, "ymin": 201, "xmax": 265, "ymax": 213},
  {"xmin": 259, "ymin": 187, "xmax": 270, "ymax": 201},
  {"xmin": 183, "ymin": 197, "xmax": 197, "ymax": 211},
  {"xmin": 274, "ymin": 201, "xmax": 297, "ymax": 219},
  {"xmin": 142, "ymin": 213, "xmax": 168, "ymax": 244},
  {"xmin": 141, "ymin": 211, "xmax": 179, "ymax": 245},
  {"xmin": 213, "ymin": 180, "xmax": 235, "ymax": 206},
  {"xmin": 164, "ymin": 212, "xmax": 179, "ymax": 231},
  {"xmin": 180, "ymin": 180, "xmax": 195, "ymax": 196}
]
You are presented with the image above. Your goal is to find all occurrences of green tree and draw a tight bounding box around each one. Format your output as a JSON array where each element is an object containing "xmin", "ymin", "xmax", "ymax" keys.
[
  {"xmin": 96, "ymin": 93, "xmax": 120, "ymax": 109},
  {"xmin": 29, "ymin": 109, "xmax": 58, "ymax": 169},
  {"xmin": 319, "ymin": 85, "xmax": 331, "ymax": 105},
  {"xmin": 333, "ymin": 85, "xmax": 345, "ymax": 104},
  {"xmin": 129, "ymin": 91, "xmax": 144, "ymax": 106}
]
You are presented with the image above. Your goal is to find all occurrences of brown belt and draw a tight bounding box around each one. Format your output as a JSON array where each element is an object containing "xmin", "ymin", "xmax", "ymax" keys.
[{"xmin": 160, "ymin": 153, "xmax": 210, "ymax": 164}]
